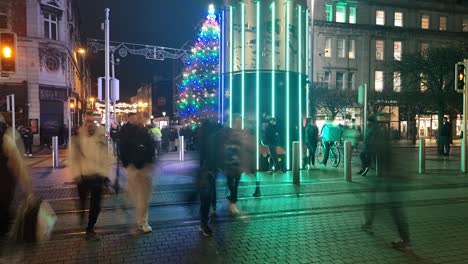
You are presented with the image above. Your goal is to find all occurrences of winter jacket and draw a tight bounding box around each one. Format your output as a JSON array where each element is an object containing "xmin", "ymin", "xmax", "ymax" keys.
[
  {"xmin": 304, "ymin": 125, "xmax": 319, "ymax": 146},
  {"xmin": 119, "ymin": 123, "xmax": 155, "ymax": 169},
  {"xmin": 440, "ymin": 121, "xmax": 452, "ymax": 138},
  {"xmin": 264, "ymin": 124, "xmax": 280, "ymax": 146},
  {"xmin": 68, "ymin": 126, "xmax": 113, "ymax": 179}
]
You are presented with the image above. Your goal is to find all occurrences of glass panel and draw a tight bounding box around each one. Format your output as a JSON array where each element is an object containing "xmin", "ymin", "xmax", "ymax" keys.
[
  {"xmin": 325, "ymin": 5, "xmax": 333, "ymax": 22},
  {"xmin": 439, "ymin": 16, "xmax": 447, "ymax": 31},
  {"xmin": 336, "ymin": 5, "xmax": 346, "ymax": 23},
  {"xmin": 375, "ymin": 71, "xmax": 383, "ymax": 92},
  {"xmin": 376, "ymin": 40, "xmax": 384, "ymax": 60},
  {"xmin": 376, "ymin": 10, "xmax": 385, "ymax": 25},
  {"xmin": 336, "ymin": 72, "xmax": 344, "ymax": 90},
  {"xmin": 421, "ymin": 42, "xmax": 429, "ymax": 55},
  {"xmin": 463, "ymin": 18, "xmax": 468, "ymax": 32},
  {"xmin": 349, "ymin": 40, "xmax": 355, "ymax": 59},
  {"xmin": 394, "ymin": 12, "xmax": 403, "ymax": 27},
  {"xmin": 325, "ymin": 37, "xmax": 332, "ymax": 57},
  {"xmin": 421, "ymin": 15, "xmax": 430, "ymax": 29},
  {"xmin": 51, "ymin": 23, "xmax": 57, "ymax": 40},
  {"xmin": 349, "ymin": 7, "xmax": 356, "ymax": 24},
  {"xmin": 393, "ymin": 72, "xmax": 401, "ymax": 92},
  {"xmin": 44, "ymin": 21, "xmax": 49, "ymax": 38},
  {"xmin": 394, "ymin": 41, "xmax": 402, "ymax": 61},
  {"xmin": 337, "ymin": 39, "xmax": 345, "ymax": 58},
  {"xmin": 348, "ymin": 73, "xmax": 354, "ymax": 90}
]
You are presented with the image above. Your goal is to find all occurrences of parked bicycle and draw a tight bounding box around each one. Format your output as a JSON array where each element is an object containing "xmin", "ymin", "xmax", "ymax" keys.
[{"xmin": 315, "ymin": 141, "xmax": 341, "ymax": 167}]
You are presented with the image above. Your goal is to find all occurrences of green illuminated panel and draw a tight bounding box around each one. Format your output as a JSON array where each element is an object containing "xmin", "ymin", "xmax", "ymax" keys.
[
  {"xmin": 241, "ymin": 2, "xmax": 245, "ymax": 129},
  {"xmin": 286, "ymin": 1, "xmax": 290, "ymax": 170},
  {"xmin": 306, "ymin": 9, "xmax": 310, "ymax": 117},
  {"xmin": 229, "ymin": 5, "xmax": 233, "ymax": 128},
  {"xmin": 271, "ymin": 2, "xmax": 275, "ymax": 117},
  {"xmin": 256, "ymin": 1, "xmax": 260, "ymax": 170},
  {"xmin": 298, "ymin": 5, "xmax": 303, "ymax": 168}
]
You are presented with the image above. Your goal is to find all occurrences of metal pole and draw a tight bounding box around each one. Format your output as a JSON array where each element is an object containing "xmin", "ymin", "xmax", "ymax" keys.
[
  {"xmin": 344, "ymin": 141, "xmax": 352, "ymax": 181},
  {"xmin": 52, "ymin": 136, "xmax": 59, "ymax": 168},
  {"xmin": 419, "ymin": 139, "xmax": 426, "ymax": 174},
  {"xmin": 292, "ymin": 141, "xmax": 300, "ymax": 186},
  {"xmin": 68, "ymin": 99, "xmax": 72, "ymax": 146},
  {"xmin": 363, "ymin": 83, "xmax": 368, "ymax": 137},
  {"xmin": 179, "ymin": 136, "xmax": 185, "ymax": 162},
  {"xmin": 104, "ymin": 8, "xmax": 111, "ymax": 137},
  {"xmin": 11, "ymin": 94, "xmax": 15, "ymax": 142},
  {"xmin": 463, "ymin": 59, "xmax": 468, "ymax": 172}
]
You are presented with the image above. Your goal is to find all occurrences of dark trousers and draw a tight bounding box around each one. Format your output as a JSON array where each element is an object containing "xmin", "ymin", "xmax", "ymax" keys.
[
  {"xmin": 199, "ymin": 170, "xmax": 216, "ymax": 225},
  {"xmin": 268, "ymin": 144, "xmax": 282, "ymax": 171},
  {"xmin": 360, "ymin": 151, "xmax": 372, "ymax": 170},
  {"xmin": 322, "ymin": 141, "xmax": 333, "ymax": 165},
  {"xmin": 155, "ymin": 141, "xmax": 162, "ymax": 156},
  {"xmin": 25, "ymin": 142, "xmax": 32, "ymax": 155},
  {"xmin": 226, "ymin": 171, "xmax": 241, "ymax": 204},
  {"xmin": 440, "ymin": 136, "xmax": 450, "ymax": 155},
  {"xmin": 306, "ymin": 143, "xmax": 317, "ymax": 166},
  {"xmin": 77, "ymin": 176, "xmax": 106, "ymax": 231}
]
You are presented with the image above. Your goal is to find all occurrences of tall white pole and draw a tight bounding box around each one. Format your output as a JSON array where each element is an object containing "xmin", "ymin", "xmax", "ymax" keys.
[
  {"xmin": 11, "ymin": 94, "xmax": 15, "ymax": 142},
  {"xmin": 104, "ymin": 8, "xmax": 111, "ymax": 136},
  {"xmin": 462, "ymin": 59, "xmax": 468, "ymax": 172},
  {"xmin": 363, "ymin": 83, "xmax": 368, "ymax": 136}
]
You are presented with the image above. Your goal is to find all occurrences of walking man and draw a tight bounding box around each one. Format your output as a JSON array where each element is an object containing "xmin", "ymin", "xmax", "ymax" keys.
[
  {"xmin": 22, "ymin": 127, "xmax": 33, "ymax": 157},
  {"xmin": 119, "ymin": 113, "xmax": 155, "ymax": 233},
  {"xmin": 265, "ymin": 117, "xmax": 284, "ymax": 173},
  {"xmin": 439, "ymin": 117, "xmax": 452, "ymax": 156},
  {"xmin": 357, "ymin": 116, "xmax": 379, "ymax": 176},
  {"xmin": 304, "ymin": 118, "xmax": 319, "ymax": 169},
  {"xmin": 69, "ymin": 113, "xmax": 113, "ymax": 240}
]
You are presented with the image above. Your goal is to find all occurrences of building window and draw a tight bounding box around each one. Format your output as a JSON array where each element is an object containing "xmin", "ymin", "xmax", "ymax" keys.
[
  {"xmin": 337, "ymin": 39, "xmax": 346, "ymax": 58},
  {"xmin": 421, "ymin": 42, "xmax": 429, "ymax": 55},
  {"xmin": 439, "ymin": 16, "xmax": 447, "ymax": 31},
  {"xmin": 420, "ymin": 73, "xmax": 427, "ymax": 92},
  {"xmin": 463, "ymin": 18, "xmax": 468, "ymax": 32},
  {"xmin": 349, "ymin": 39, "xmax": 355, "ymax": 59},
  {"xmin": 336, "ymin": 72, "xmax": 344, "ymax": 90},
  {"xmin": 324, "ymin": 71, "xmax": 331, "ymax": 87},
  {"xmin": 394, "ymin": 12, "xmax": 403, "ymax": 27},
  {"xmin": 393, "ymin": 72, "xmax": 401, "ymax": 92},
  {"xmin": 376, "ymin": 10, "xmax": 385, "ymax": 25},
  {"xmin": 394, "ymin": 41, "xmax": 402, "ymax": 61},
  {"xmin": 348, "ymin": 73, "xmax": 354, "ymax": 90},
  {"xmin": 0, "ymin": 8, "xmax": 7, "ymax": 29},
  {"xmin": 45, "ymin": 56, "xmax": 60, "ymax": 72},
  {"xmin": 376, "ymin": 40, "xmax": 384, "ymax": 61},
  {"xmin": 375, "ymin": 71, "xmax": 384, "ymax": 92},
  {"xmin": 421, "ymin": 15, "xmax": 430, "ymax": 30},
  {"xmin": 325, "ymin": 37, "xmax": 332, "ymax": 57},
  {"xmin": 44, "ymin": 12, "xmax": 59, "ymax": 40},
  {"xmin": 325, "ymin": 4, "xmax": 333, "ymax": 22},
  {"xmin": 336, "ymin": 4, "xmax": 346, "ymax": 23},
  {"xmin": 349, "ymin": 7, "xmax": 357, "ymax": 24}
]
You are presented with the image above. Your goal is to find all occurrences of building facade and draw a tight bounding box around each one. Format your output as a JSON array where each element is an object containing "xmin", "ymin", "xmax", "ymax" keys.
[
  {"xmin": 0, "ymin": 0, "xmax": 90, "ymax": 145},
  {"xmin": 310, "ymin": 0, "xmax": 468, "ymax": 138}
]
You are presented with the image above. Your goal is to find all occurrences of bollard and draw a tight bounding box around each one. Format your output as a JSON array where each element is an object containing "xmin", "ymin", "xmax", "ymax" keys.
[
  {"xmin": 419, "ymin": 139, "xmax": 426, "ymax": 174},
  {"xmin": 292, "ymin": 141, "xmax": 300, "ymax": 186},
  {"xmin": 52, "ymin": 136, "xmax": 59, "ymax": 168},
  {"xmin": 179, "ymin": 136, "xmax": 185, "ymax": 162},
  {"xmin": 344, "ymin": 141, "xmax": 352, "ymax": 181}
]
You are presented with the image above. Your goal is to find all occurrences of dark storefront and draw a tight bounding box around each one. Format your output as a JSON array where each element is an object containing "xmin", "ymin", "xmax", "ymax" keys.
[{"xmin": 0, "ymin": 82, "xmax": 28, "ymax": 126}]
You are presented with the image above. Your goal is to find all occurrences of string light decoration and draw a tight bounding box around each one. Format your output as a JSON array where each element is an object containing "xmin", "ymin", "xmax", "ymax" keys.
[{"xmin": 177, "ymin": 4, "xmax": 220, "ymax": 124}]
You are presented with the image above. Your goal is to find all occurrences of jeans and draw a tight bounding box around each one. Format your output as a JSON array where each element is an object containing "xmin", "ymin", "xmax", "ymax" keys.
[
  {"xmin": 306, "ymin": 143, "xmax": 317, "ymax": 166},
  {"xmin": 268, "ymin": 145, "xmax": 282, "ymax": 171},
  {"xmin": 322, "ymin": 141, "xmax": 333, "ymax": 165},
  {"xmin": 226, "ymin": 170, "xmax": 241, "ymax": 203},
  {"xmin": 25, "ymin": 143, "xmax": 32, "ymax": 155},
  {"xmin": 199, "ymin": 170, "xmax": 216, "ymax": 225},
  {"xmin": 77, "ymin": 176, "xmax": 106, "ymax": 231},
  {"xmin": 126, "ymin": 165, "xmax": 153, "ymax": 227},
  {"xmin": 360, "ymin": 151, "xmax": 375, "ymax": 170},
  {"xmin": 440, "ymin": 136, "xmax": 450, "ymax": 155}
]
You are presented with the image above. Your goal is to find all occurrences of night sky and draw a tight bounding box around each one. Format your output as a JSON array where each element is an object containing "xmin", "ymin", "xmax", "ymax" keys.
[{"xmin": 78, "ymin": 0, "xmax": 223, "ymax": 100}]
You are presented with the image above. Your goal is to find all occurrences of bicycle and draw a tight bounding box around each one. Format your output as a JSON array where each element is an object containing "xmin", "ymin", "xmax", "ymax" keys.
[{"xmin": 315, "ymin": 141, "xmax": 341, "ymax": 167}]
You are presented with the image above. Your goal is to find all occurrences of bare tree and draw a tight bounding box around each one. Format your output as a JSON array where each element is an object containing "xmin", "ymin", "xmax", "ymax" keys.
[{"xmin": 310, "ymin": 83, "xmax": 357, "ymax": 120}]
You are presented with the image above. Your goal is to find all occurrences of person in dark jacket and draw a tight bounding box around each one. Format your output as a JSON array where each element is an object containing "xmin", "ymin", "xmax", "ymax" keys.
[
  {"xmin": 439, "ymin": 117, "xmax": 452, "ymax": 156},
  {"xmin": 22, "ymin": 127, "xmax": 33, "ymax": 157},
  {"xmin": 110, "ymin": 122, "xmax": 120, "ymax": 157},
  {"xmin": 264, "ymin": 117, "xmax": 284, "ymax": 173},
  {"xmin": 119, "ymin": 113, "xmax": 155, "ymax": 233},
  {"xmin": 357, "ymin": 115, "xmax": 379, "ymax": 176},
  {"xmin": 304, "ymin": 118, "xmax": 319, "ymax": 168}
]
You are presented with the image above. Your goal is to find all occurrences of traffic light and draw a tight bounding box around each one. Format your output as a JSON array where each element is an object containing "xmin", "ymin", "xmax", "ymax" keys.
[
  {"xmin": 0, "ymin": 32, "xmax": 17, "ymax": 73},
  {"xmin": 456, "ymin": 62, "xmax": 466, "ymax": 93}
]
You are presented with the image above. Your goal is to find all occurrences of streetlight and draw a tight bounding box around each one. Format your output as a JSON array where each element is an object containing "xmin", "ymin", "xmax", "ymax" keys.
[
  {"xmin": 77, "ymin": 48, "xmax": 86, "ymax": 55},
  {"xmin": 162, "ymin": 111, "xmax": 166, "ymax": 117}
]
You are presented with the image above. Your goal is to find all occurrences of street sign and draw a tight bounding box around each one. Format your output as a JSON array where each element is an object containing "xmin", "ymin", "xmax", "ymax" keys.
[
  {"xmin": 110, "ymin": 78, "xmax": 119, "ymax": 101},
  {"xmin": 358, "ymin": 84, "xmax": 365, "ymax": 105}
]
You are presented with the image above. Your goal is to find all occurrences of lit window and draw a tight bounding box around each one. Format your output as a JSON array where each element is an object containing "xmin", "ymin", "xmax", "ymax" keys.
[
  {"xmin": 325, "ymin": 37, "xmax": 332, "ymax": 57},
  {"xmin": 349, "ymin": 39, "xmax": 355, "ymax": 59},
  {"xmin": 420, "ymin": 73, "xmax": 427, "ymax": 92},
  {"xmin": 336, "ymin": 4, "xmax": 346, "ymax": 23},
  {"xmin": 394, "ymin": 12, "xmax": 403, "ymax": 27},
  {"xmin": 376, "ymin": 40, "xmax": 384, "ymax": 61},
  {"xmin": 439, "ymin": 16, "xmax": 447, "ymax": 31},
  {"xmin": 394, "ymin": 41, "xmax": 402, "ymax": 61},
  {"xmin": 375, "ymin": 71, "xmax": 384, "ymax": 92},
  {"xmin": 393, "ymin": 72, "xmax": 401, "ymax": 92},
  {"xmin": 421, "ymin": 42, "xmax": 429, "ymax": 55},
  {"xmin": 336, "ymin": 72, "xmax": 344, "ymax": 90},
  {"xmin": 463, "ymin": 18, "xmax": 468, "ymax": 32},
  {"xmin": 337, "ymin": 39, "xmax": 346, "ymax": 58},
  {"xmin": 349, "ymin": 7, "xmax": 357, "ymax": 24},
  {"xmin": 44, "ymin": 12, "xmax": 58, "ymax": 40},
  {"xmin": 325, "ymin": 5, "xmax": 333, "ymax": 22},
  {"xmin": 348, "ymin": 73, "xmax": 354, "ymax": 90},
  {"xmin": 421, "ymin": 15, "xmax": 430, "ymax": 29},
  {"xmin": 376, "ymin": 10, "xmax": 385, "ymax": 25}
]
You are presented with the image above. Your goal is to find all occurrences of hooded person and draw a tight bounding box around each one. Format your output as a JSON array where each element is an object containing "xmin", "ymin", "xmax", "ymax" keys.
[
  {"xmin": 0, "ymin": 113, "xmax": 32, "ymax": 237},
  {"xmin": 68, "ymin": 113, "xmax": 114, "ymax": 240}
]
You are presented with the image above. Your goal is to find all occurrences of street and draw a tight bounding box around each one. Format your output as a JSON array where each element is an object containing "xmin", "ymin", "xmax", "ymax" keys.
[{"xmin": 1, "ymin": 146, "xmax": 468, "ymax": 264}]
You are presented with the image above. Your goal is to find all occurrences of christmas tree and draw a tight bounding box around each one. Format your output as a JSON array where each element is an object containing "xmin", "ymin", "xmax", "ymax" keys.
[{"xmin": 177, "ymin": 5, "xmax": 220, "ymax": 124}]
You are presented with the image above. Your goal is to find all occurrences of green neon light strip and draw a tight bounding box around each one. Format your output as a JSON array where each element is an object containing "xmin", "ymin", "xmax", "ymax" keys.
[
  {"xmin": 286, "ymin": 1, "xmax": 290, "ymax": 170},
  {"xmin": 229, "ymin": 5, "xmax": 233, "ymax": 128},
  {"xmin": 256, "ymin": 1, "xmax": 260, "ymax": 170},
  {"xmin": 306, "ymin": 9, "xmax": 310, "ymax": 117},
  {"xmin": 271, "ymin": 2, "xmax": 275, "ymax": 117},
  {"xmin": 241, "ymin": 3, "xmax": 245, "ymax": 129},
  {"xmin": 298, "ymin": 5, "xmax": 303, "ymax": 169}
]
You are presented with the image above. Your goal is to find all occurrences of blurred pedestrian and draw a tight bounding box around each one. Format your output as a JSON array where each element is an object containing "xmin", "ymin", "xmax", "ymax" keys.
[
  {"xmin": 110, "ymin": 122, "xmax": 120, "ymax": 157},
  {"xmin": 68, "ymin": 113, "xmax": 113, "ymax": 241},
  {"xmin": 161, "ymin": 126, "xmax": 170, "ymax": 152},
  {"xmin": 150, "ymin": 125, "xmax": 162, "ymax": 158},
  {"xmin": 22, "ymin": 127, "xmax": 33, "ymax": 157},
  {"xmin": 304, "ymin": 118, "xmax": 318, "ymax": 169},
  {"xmin": 439, "ymin": 117, "xmax": 452, "ymax": 156},
  {"xmin": 320, "ymin": 117, "xmax": 341, "ymax": 167},
  {"xmin": 0, "ymin": 114, "xmax": 32, "ymax": 238},
  {"xmin": 357, "ymin": 116, "xmax": 379, "ymax": 176},
  {"xmin": 119, "ymin": 113, "xmax": 155, "ymax": 233},
  {"xmin": 264, "ymin": 117, "xmax": 284, "ymax": 173}
]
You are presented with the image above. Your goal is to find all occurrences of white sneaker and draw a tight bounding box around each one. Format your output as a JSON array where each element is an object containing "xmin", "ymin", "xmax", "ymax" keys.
[
  {"xmin": 139, "ymin": 224, "xmax": 152, "ymax": 233},
  {"xmin": 28, "ymin": 154, "xmax": 32, "ymax": 157},
  {"xmin": 229, "ymin": 203, "xmax": 239, "ymax": 216}
]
